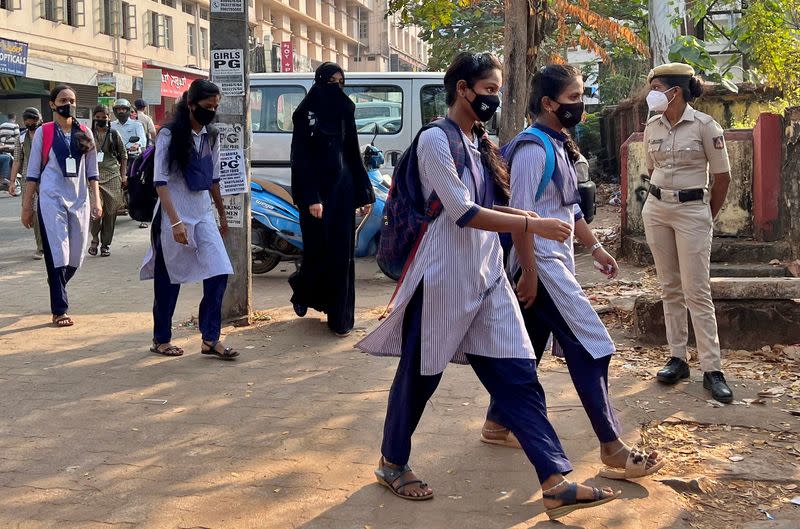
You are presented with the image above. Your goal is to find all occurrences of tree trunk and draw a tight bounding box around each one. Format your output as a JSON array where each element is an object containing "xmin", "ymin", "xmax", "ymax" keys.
[
  {"xmin": 649, "ymin": 0, "xmax": 685, "ymax": 66},
  {"xmin": 500, "ymin": 0, "xmax": 531, "ymax": 144}
]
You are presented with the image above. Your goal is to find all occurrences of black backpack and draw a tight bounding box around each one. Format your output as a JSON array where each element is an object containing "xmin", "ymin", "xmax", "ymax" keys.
[{"xmin": 127, "ymin": 126, "xmax": 218, "ymax": 222}]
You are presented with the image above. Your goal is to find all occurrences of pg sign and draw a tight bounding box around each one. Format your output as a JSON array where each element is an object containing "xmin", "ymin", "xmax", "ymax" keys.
[
  {"xmin": 211, "ymin": 49, "xmax": 245, "ymax": 96},
  {"xmin": 281, "ymin": 41, "xmax": 294, "ymax": 73}
]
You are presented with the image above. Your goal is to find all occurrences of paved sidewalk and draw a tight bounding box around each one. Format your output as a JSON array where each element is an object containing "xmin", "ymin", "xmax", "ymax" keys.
[{"xmin": 0, "ymin": 212, "xmax": 796, "ymax": 529}]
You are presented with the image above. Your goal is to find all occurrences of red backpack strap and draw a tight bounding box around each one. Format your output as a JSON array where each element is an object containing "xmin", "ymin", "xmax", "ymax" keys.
[{"xmin": 40, "ymin": 122, "xmax": 55, "ymax": 170}]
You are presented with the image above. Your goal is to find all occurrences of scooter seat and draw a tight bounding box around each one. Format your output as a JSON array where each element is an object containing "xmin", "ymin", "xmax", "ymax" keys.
[{"xmin": 253, "ymin": 177, "xmax": 295, "ymax": 206}]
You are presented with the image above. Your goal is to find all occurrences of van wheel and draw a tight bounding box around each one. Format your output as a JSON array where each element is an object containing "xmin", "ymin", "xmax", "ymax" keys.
[{"xmin": 252, "ymin": 254, "xmax": 280, "ymax": 274}]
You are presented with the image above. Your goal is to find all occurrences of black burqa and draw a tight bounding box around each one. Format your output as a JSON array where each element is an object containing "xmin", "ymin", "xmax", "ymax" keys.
[{"xmin": 289, "ymin": 62, "xmax": 375, "ymax": 334}]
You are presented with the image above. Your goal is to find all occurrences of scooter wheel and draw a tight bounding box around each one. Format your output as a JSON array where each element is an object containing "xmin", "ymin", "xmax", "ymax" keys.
[{"xmin": 252, "ymin": 254, "xmax": 281, "ymax": 274}]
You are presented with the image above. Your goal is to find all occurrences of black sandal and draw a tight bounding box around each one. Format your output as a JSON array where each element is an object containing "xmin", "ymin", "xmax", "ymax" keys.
[
  {"xmin": 150, "ymin": 341, "xmax": 184, "ymax": 356},
  {"xmin": 374, "ymin": 457, "xmax": 433, "ymax": 501},
  {"xmin": 543, "ymin": 480, "xmax": 618, "ymax": 520},
  {"xmin": 201, "ymin": 340, "xmax": 239, "ymax": 360},
  {"xmin": 88, "ymin": 241, "xmax": 99, "ymax": 256}
]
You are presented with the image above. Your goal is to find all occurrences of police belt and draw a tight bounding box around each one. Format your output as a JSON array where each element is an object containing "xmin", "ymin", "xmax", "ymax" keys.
[{"xmin": 649, "ymin": 185, "xmax": 705, "ymax": 203}]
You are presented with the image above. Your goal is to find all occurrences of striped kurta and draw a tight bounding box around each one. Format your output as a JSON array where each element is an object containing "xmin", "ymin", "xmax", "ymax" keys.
[
  {"xmin": 505, "ymin": 141, "xmax": 614, "ymax": 359},
  {"xmin": 358, "ymin": 127, "xmax": 535, "ymax": 376}
]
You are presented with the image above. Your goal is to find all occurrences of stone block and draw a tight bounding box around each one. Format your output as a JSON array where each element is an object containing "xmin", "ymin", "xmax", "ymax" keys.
[
  {"xmin": 711, "ymin": 277, "xmax": 800, "ymax": 299},
  {"xmin": 634, "ymin": 295, "xmax": 800, "ymax": 350},
  {"xmin": 710, "ymin": 263, "xmax": 789, "ymax": 278},
  {"xmin": 622, "ymin": 236, "xmax": 793, "ymax": 266}
]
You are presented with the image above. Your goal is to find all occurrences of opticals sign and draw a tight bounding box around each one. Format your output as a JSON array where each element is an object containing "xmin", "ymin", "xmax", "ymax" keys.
[{"xmin": 0, "ymin": 38, "xmax": 28, "ymax": 77}]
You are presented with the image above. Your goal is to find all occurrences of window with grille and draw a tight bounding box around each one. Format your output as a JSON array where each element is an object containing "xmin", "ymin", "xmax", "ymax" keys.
[
  {"xmin": 1, "ymin": 0, "xmax": 22, "ymax": 11},
  {"xmin": 122, "ymin": 2, "xmax": 136, "ymax": 39},
  {"xmin": 164, "ymin": 15, "xmax": 173, "ymax": 49},
  {"xmin": 38, "ymin": 0, "xmax": 84, "ymax": 26},
  {"xmin": 187, "ymin": 23, "xmax": 196, "ymax": 57},
  {"xmin": 200, "ymin": 26, "xmax": 208, "ymax": 59},
  {"xmin": 181, "ymin": 1, "xmax": 194, "ymax": 15}
]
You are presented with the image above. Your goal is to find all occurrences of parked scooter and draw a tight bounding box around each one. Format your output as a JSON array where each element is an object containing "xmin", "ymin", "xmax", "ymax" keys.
[{"xmin": 250, "ymin": 127, "xmax": 389, "ymax": 274}]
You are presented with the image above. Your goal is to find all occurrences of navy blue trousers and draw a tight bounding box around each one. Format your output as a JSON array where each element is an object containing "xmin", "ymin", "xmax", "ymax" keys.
[
  {"xmin": 381, "ymin": 284, "xmax": 573, "ymax": 483},
  {"xmin": 152, "ymin": 211, "xmax": 228, "ymax": 344},
  {"xmin": 38, "ymin": 204, "xmax": 76, "ymax": 316},
  {"xmin": 488, "ymin": 278, "xmax": 621, "ymax": 444}
]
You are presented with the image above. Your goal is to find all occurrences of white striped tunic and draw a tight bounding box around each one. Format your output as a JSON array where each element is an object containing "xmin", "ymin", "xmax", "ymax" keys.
[
  {"xmin": 357, "ymin": 127, "xmax": 535, "ymax": 376},
  {"xmin": 140, "ymin": 127, "xmax": 233, "ymax": 284},
  {"xmin": 506, "ymin": 141, "xmax": 614, "ymax": 359}
]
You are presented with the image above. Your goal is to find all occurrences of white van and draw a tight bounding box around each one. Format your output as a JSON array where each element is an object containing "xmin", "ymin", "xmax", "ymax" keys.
[{"xmin": 249, "ymin": 72, "xmax": 499, "ymax": 190}]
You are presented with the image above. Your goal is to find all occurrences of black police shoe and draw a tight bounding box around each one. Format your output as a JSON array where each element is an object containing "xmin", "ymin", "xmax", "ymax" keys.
[
  {"xmin": 703, "ymin": 371, "xmax": 733, "ymax": 403},
  {"xmin": 656, "ymin": 357, "xmax": 690, "ymax": 384}
]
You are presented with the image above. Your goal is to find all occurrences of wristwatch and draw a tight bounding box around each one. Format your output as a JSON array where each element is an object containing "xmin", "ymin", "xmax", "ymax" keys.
[{"xmin": 590, "ymin": 242, "xmax": 604, "ymax": 254}]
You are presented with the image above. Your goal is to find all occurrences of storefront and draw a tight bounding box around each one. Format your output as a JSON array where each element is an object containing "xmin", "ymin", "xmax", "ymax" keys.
[
  {"xmin": 141, "ymin": 61, "xmax": 207, "ymax": 126},
  {"xmin": 0, "ymin": 37, "xmax": 99, "ymax": 126}
]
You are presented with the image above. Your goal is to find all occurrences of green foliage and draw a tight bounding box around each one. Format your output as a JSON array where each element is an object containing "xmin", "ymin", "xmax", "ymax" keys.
[
  {"xmin": 738, "ymin": 0, "xmax": 800, "ymax": 105},
  {"xmin": 595, "ymin": 49, "xmax": 649, "ymax": 104},
  {"xmin": 668, "ymin": 36, "xmax": 739, "ymax": 93},
  {"xmin": 576, "ymin": 112, "xmax": 603, "ymax": 159}
]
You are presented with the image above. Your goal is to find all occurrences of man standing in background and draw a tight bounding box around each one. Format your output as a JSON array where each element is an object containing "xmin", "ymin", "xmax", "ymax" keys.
[
  {"xmin": 0, "ymin": 112, "xmax": 20, "ymax": 192},
  {"xmin": 111, "ymin": 98, "xmax": 148, "ymax": 228},
  {"xmin": 134, "ymin": 99, "xmax": 157, "ymax": 147}
]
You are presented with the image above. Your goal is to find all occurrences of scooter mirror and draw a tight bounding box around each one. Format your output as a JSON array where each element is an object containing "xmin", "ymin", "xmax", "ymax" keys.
[
  {"xmin": 129, "ymin": 136, "xmax": 140, "ymax": 143},
  {"xmin": 371, "ymin": 123, "xmax": 379, "ymax": 146}
]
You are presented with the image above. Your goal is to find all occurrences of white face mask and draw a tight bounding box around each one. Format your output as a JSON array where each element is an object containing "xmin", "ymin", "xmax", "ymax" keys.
[{"xmin": 646, "ymin": 88, "xmax": 677, "ymax": 112}]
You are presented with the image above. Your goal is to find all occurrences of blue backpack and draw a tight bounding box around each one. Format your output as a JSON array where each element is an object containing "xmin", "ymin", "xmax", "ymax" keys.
[
  {"xmin": 500, "ymin": 126, "xmax": 556, "ymax": 200},
  {"xmin": 376, "ymin": 118, "xmax": 468, "ymax": 284},
  {"xmin": 498, "ymin": 126, "xmax": 557, "ymax": 256}
]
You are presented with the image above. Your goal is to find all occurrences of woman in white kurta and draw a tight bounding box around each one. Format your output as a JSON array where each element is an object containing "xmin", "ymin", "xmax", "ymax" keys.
[
  {"xmin": 21, "ymin": 84, "xmax": 102, "ymax": 327},
  {"xmin": 482, "ymin": 64, "xmax": 665, "ymax": 481},
  {"xmin": 140, "ymin": 80, "xmax": 236, "ymax": 360},
  {"xmin": 358, "ymin": 53, "xmax": 618, "ymax": 521}
]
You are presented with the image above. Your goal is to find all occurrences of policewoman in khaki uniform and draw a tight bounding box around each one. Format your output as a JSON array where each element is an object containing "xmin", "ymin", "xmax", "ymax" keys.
[{"xmin": 642, "ymin": 63, "xmax": 733, "ymax": 403}]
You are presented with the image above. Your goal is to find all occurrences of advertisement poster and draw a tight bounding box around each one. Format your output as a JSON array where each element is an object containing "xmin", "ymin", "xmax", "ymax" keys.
[
  {"xmin": 211, "ymin": 0, "xmax": 244, "ymax": 12},
  {"xmin": 280, "ymin": 41, "xmax": 294, "ymax": 73},
  {"xmin": 219, "ymin": 148, "xmax": 246, "ymax": 195},
  {"xmin": 211, "ymin": 49, "xmax": 244, "ymax": 96},
  {"xmin": 222, "ymin": 194, "xmax": 243, "ymax": 228},
  {"xmin": 97, "ymin": 74, "xmax": 117, "ymax": 99}
]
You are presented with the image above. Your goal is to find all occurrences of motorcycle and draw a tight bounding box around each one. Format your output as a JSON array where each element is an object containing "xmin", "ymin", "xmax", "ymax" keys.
[{"xmin": 250, "ymin": 127, "xmax": 390, "ymax": 274}]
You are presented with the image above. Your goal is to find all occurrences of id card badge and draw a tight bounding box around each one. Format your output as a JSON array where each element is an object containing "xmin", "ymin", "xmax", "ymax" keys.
[
  {"xmin": 65, "ymin": 157, "xmax": 77, "ymax": 176},
  {"xmin": 96, "ymin": 152, "xmax": 105, "ymax": 163}
]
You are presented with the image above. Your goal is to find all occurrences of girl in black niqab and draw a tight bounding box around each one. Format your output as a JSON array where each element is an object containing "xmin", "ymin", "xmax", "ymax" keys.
[{"xmin": 289, "ymin": 62, "xmax": 375, "ymax": 336}]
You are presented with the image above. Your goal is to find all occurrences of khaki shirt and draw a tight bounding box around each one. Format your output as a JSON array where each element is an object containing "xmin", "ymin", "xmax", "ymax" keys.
[{"xmin": 644, "ymin": 104, "xmax": 730, "ymax": 190}]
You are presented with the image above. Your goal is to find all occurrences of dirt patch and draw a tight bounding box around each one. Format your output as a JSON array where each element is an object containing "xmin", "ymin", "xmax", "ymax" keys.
[{"xmin": 641, "ymin": 418, "xmax": 800, "ymax": 529}]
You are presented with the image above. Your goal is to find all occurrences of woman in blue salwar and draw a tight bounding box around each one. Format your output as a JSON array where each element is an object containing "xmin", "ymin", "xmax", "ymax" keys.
[
  {"xmin": 140, "ymin": 80, "xmax": 238, "ymax": 360},
  {"xmin": 21, "ymin": 84, "xmax": 102, "ymax": 327},
  {"xmin": 358, "ymin": 53, "xmax": 619, "ymax": 521}
]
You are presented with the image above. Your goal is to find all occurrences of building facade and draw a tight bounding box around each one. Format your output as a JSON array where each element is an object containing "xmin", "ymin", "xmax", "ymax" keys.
[
  {"xmin": 0, "ymin": 0, "xmax": 213, "ymax": 124},
  {"xmin": 251, "ymin": 0, "xmax": 428, "ymax": 73},
  {"xmin": 0, "ymin": 0, "xmax": 428, "ymax": 126}
]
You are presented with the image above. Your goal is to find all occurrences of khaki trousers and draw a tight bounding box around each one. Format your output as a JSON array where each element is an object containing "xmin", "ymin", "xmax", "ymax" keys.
[{"xmin": 642, "ymin": 197, "xmax": 722, "ymax": 372}]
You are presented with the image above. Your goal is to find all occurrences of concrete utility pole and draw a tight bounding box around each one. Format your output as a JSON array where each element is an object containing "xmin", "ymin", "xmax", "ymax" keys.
[
  {"xmin": 210, "ymin": 0, "xmax": 252, "ymax": 323},
  {"xmin": 649, "ymin": 0, "xmax": 686, "ymax": 66}
]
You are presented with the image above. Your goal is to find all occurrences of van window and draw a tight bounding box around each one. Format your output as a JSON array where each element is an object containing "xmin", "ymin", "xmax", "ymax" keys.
[
  {"xmin": 420, "ymin": 84, "xmax": 447, "ymax": 126},
  {"xmin": 251, "ymin": 85, "xmax": 307, "ymax": 133},
  {"xmin": 346, "ymin": 85, "xmax": 403, "ymax": 135}
]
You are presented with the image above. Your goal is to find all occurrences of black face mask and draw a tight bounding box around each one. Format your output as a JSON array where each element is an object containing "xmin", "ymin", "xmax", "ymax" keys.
[
  {"xmin": 467, "ymin": 91, "xmax": 501, "ymax": 123},
  {"xmin": 26, "ymin": 123, "xmax": 39, "ymax": 132},
  {"xmin": 554, "ymin": 101, "xmax": 585, "ymax": 129},
  {"xmin": 192, "ymin": 105, "xmax": 216, "ymax": 126},
  {"xmin": 94, "ymin": 119, "xmax": 108, "ymax": 129},
  {"xmin": 55, "ymin": 104, "xmax": 76, "ymax": 119}
]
